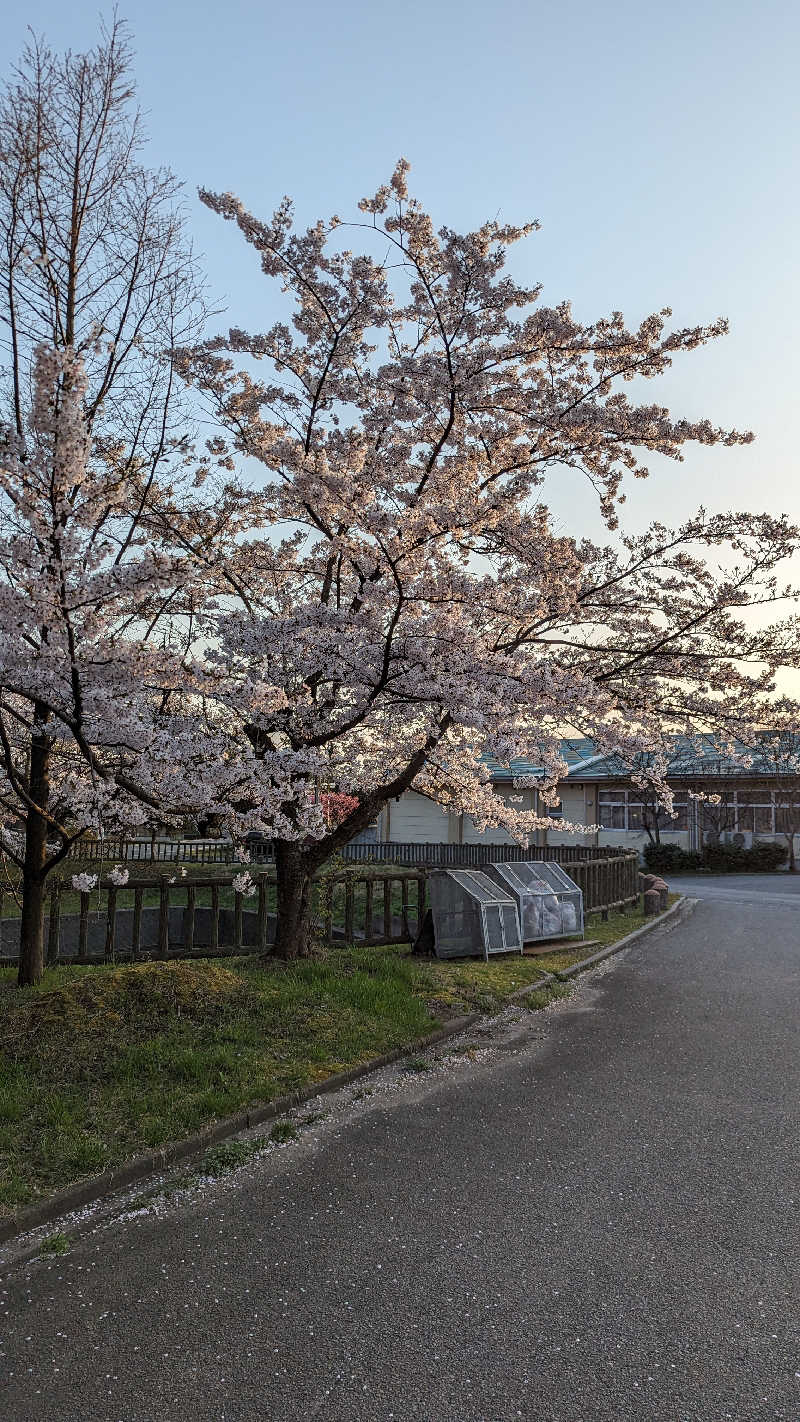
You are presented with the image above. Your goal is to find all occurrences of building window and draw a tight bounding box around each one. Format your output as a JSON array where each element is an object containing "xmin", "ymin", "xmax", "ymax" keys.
[
  {"xmin": 597, "ymin": 786, "xmax": 799, "ymax": 838},
  {"xmin": 776, "ymin": 799, "xmax": 800, "ymax": 833},
  {"xmin": 734, "ymin": 791, "xmax": 774, "ymax": 834},
  {"xmin": 698, "ymin": 789, "xmax": 799, "ymax": 838},
  {"xmin": 530, "ymin": 791, "xmax": 562, "ymax": 818},
  {"xmin": 597, "ymin": 790, "xmax": 626, "ymax": 829},
  {"xmin": 598, "ymin": 789, "xmax": 687, "ymax": 832}
]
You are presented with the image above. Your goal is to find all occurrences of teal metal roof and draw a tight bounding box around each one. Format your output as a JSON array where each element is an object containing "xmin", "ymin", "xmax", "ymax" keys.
[
  {"xmin": 484, "ymin": 738, "xmax": 600, "ymax": 781},
  {"xmin": 487, "ymin": 735, "xmax": 799, "ymax": 783}
]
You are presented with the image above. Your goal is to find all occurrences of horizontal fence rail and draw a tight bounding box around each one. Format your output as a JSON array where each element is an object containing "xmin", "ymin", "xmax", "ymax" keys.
[
  {"xmin": 339, "ymin": 840, "xmax": 629, "ymax": 866},
  {"xmin": 67, "ymin": 837, "xmax": 631, "ymax": 868},
  {"xmin": 0, "ymin": 852, "xmax": 640, "ymax": 967},
  {"xmin": 69, "ymin": 839, "xmax": 263, "ymax": 865}
]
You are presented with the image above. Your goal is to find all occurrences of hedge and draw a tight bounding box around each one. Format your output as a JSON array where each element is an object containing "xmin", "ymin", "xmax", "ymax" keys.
[{"xmin": 643, "ymin": 840, "xmax": 788, "ymax": 874}]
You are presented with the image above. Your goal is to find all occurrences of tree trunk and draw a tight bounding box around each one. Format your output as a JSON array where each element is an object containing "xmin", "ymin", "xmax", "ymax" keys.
[
  {"xmin": 272, "ymin": 841, "xmax": 313, "ymax": 960},
  {"xmin": 17, "ymin": 715, "xmax": 51, "ymax": 987},
  {"xmin": 787, "ymin": 832, "xmax": 797, "ymax": 873}
]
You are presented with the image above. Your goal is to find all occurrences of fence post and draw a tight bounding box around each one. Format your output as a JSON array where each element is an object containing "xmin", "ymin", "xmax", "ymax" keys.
[
  {"xmin": 321, "ymin": 874, "xmax": 333, "ymax": 945},
  {"xmin": 211, "ymin": 884, "xmax": 219, "ymax": 953},
  {"xmin": 105, "ymin": 886, "xmax": 117, "ymax": 961},
  {"xmin": 185, "ymin": 884, "xmax": 196, "ymax": 954},
  {"xmin": 383, "ymin": 879, "xmax": 393, "ymax": 941},
  {"xmin": 46, "ymin": 884, "xmax": 61, "ymax": 966},
  {"xmin": 257, "ymin": 877, "xmax": 269, "ymax": 953},
  {"xmin": 78, "ymin": 892, "xmax": 90, "ymax": 962},
  {"xmin": 132, "ymin": 887, "xmax": 142, "ymax": 960},
  {"xmin": 364, "ymin": 878, "xmax": 374, "ymax": 945},
  {"xmin": 344, "ymin": 879, "xmax": 355, "ymax": 943},
  {"xmin": 159, "ymin": 882, "xmax": 169, "ymax": 956}
]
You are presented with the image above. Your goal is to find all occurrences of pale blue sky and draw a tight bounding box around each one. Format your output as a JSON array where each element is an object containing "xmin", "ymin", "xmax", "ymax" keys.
[{"xmin": 2, "ymin": 0, "xmax": 798, "ymax": 544}]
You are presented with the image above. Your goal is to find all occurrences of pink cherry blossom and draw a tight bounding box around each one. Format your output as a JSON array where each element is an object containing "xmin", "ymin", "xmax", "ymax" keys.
[{"xmin": 174, "ymin": 164, "xmax": 800, "ymax": 956}]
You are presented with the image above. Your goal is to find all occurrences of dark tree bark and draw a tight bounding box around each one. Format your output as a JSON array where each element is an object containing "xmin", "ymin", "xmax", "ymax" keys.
[
  {"xmin": 269, "ymin": 740, "xmax": 446, "ymax": 960},
  {"xmin": 17, "ymin": 712, "xmax": 51, "ymax": 986},
  {"xmin": 272, "ymin": 841, "xmax": 314, "ymax": 960}
]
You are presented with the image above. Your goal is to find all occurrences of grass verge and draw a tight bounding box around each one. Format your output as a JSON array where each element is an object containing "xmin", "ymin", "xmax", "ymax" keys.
[{"xmin": 0, "ymin": 899, "xmax": 675, "ymax": 1216}]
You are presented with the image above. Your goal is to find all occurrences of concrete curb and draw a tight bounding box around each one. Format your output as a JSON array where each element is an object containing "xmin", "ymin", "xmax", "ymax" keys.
[
  {"xmin": 508, "ymin": 970, "xmax": 556, "ymax": 999},
  {"xmin": 0, "ymin": 900, "xmax": 692, "ymax": 1254},
  {"xmin": 554, "ymin": 895, "xmax": 696, "ymax": 981}
]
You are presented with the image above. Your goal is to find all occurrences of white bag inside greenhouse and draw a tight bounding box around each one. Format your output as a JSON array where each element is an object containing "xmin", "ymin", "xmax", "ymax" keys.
[{"xmin": 487, "ymin": 861, "xmax": 584, "ymax": 943}]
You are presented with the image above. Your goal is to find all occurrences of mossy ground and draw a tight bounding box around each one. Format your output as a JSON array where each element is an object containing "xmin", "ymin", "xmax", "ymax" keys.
[{"xmin": 0, "ymin": 899, "xmax": 672, "ymax": 1214}]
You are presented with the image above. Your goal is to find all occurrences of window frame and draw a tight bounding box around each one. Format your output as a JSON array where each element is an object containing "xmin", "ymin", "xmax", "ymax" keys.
[{"xmin": 597, "ymin": 787, "xmax": 688, "ymax": 832}]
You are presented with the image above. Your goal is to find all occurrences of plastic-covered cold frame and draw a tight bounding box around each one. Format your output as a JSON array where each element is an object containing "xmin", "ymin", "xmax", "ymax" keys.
[
  {"xmin": 487, "ymin": 861, "xmax": 584, "ymax": 943},
  {"xmin": 427, "ymin": 869, "xmax": 523, "ymax": 960}
]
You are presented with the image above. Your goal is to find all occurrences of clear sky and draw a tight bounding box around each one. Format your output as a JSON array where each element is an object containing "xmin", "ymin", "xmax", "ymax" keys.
[{"xmin": 2, "ymin": 1, "xmax": 798, "ymax": 575}]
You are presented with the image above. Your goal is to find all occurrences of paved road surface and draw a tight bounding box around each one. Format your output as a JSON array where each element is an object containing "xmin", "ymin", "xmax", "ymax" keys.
[
  {"xmin": 3, "ymin": 898, "xmax": 800, "ymax": 1422},
  {"xmin": 669, "ymin": 873, "xmax": 800, "ymax": 907}
]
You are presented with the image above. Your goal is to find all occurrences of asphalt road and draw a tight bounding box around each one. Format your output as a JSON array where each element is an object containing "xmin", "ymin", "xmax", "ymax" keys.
[
  {"xmin": 3, "ymin": 897, "xmax": 800, "ymax": 1422},
  {"xmin": 668, "ymin": 873, "xmax": 800, "ymax": 907}
]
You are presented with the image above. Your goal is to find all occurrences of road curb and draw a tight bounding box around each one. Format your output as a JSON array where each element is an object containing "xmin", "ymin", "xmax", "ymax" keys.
[
  {"xmin": 0, "ymin": 901, "xmax": 691, "ymax": 1255},
  {"xmin": 508, "ymin": 970, "xmax": 556, "ymax": 999},
  {"xmin": 554, "ymin": 895, "xmax": 696, "ymax": 980}
]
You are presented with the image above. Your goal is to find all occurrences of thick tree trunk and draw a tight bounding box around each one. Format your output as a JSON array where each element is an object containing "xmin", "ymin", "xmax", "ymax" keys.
[
  {"xmin": 272, "ymin": 842, "xmax": 314, "ymax": 960},
  {"xmin": 17, "ymin": 717, "xmax": 51, "ymax": 987}
]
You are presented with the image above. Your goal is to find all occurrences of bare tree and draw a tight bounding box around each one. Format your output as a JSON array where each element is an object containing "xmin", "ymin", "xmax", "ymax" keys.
[{"xmin": 0, "ymin": 19, "xmax": 204, "ymax": 985}]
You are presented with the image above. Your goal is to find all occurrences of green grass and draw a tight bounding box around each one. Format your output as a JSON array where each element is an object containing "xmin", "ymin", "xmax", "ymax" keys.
[
  {"xmin": 0, "ymin": 951, "xmax": 437, "ymax": 1213},
  {"xmin": 0, "ymin": 896, "xmax": 678, "ymax": 1216},
  {"xmin": 200, "ymin": 1139, "xmax": 267, "ymax": 1176},
  {"xmin": 39, "ymin": 1230, "xmax": 72, "ymax": 1256}
]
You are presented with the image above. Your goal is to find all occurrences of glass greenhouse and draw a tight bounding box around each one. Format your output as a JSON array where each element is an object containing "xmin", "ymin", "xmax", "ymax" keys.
[
  {"xmin": 487, "ymin": 861, "xmax": 584, "ymax": 943},
  {"xmin": 427, "ymin": 869, "xmax": 523, "ymax": 960}
]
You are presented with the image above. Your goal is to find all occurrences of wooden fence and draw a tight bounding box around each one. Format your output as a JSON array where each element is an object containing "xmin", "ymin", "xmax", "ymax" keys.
[
  {"xmin": 339, "ymin": 840, "xmax": 629, "ymax": 866},
  {"xmin": 69, "ymin": 837, "xmax": 630, "ymax": 868},
  {"xmin": 0, "ymin": 852, "xmax": 640, "ymax": 967},
  {"xmin": 72, "ymin": 838, "xmax": 251, "ymax": 865}
]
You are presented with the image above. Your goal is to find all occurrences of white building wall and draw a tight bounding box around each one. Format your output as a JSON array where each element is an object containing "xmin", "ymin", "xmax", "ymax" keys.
[
  {"xmin": 461, "ymin": 787, "xmax": 537, "ymax": 844},
  {"xmin": 379, "ymin": 781, "xmax": 800, "ymax": 862},
  {"xmin": 381, "ymin": 791, "xmax": 452, "ymax": 843},
  {"xmin": 545, "ymin": 785, "xmax": 592, "ymax": 847}
]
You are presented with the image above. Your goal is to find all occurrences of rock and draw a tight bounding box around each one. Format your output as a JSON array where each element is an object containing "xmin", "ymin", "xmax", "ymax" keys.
[{"xmin": 643, "ymin": 888, "xmax": 661, "ymax": 916}]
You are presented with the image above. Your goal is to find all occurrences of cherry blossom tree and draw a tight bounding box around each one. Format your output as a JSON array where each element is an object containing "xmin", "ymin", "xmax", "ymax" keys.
[
  {"xmin": 0, "ymin": 346, "xmax": 200, "ymax": 984},
  {"xmin": 0, "ymin": 22, "xmax": 204, "ymax": 985},
  {"xmin": 176, "ymin": 161, "xmax": 800, "ymax": 958}
]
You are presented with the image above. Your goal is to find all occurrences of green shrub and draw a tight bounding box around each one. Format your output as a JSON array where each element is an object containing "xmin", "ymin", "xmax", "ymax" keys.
[
  {"xmin": 644, "ymin": 838, "xmax": 787, "ymax": 875},
  {"xmin": 701, "ymin": 839, "xmax": 787, "ymax": 872},
  {"xmin": 643, "ymin": 842, "xmax": 702, "ymax": 874}
]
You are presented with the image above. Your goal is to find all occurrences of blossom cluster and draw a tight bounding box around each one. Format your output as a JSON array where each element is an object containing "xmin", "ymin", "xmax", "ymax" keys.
[
  {"xmin": 71, "ymin": 873, "xmax": 98, "ymax": 893},
  {"xmin": 232, "ymin": 872, "xmax": 255, "ymax": 896}
]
